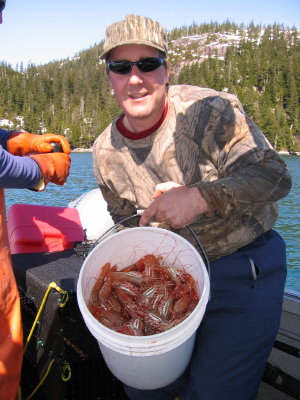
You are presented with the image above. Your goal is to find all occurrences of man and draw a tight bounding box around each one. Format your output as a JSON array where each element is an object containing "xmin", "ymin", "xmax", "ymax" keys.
[
  {"xmin": 93, "ymin": 14, "xmax": 292, "ymax": 400},
  {"xmin": 1, "ymin": 3, "xmax": 71, "ymax": 399}
]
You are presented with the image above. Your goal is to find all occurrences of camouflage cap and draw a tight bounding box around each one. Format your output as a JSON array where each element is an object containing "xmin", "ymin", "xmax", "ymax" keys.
[{"xmin": 100, "ymin": 14, "xmax": 168, "ymax": 59}]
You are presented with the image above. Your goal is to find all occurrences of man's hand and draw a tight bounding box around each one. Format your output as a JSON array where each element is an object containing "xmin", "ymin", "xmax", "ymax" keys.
[
  {"xmin": 7, "ymin": 131, "xmax": 70, "ymax": 156},
  {"xmin": 139, "ymin": 181, "xmax": 208, "ymax": 228},
  {"xmin": 29, "ymin": 153, "xmax": 71, "ymax": 190}
]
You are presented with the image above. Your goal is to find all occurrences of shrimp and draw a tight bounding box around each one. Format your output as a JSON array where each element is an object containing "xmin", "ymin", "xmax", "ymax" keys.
[
  {"xmin": 87, "ymin": 254, "xmax": 200, "ymax": 336},
  {"xmin": 173, "ymin": 294, "xmax": 192, "ymax": 316},
  {"xmin": 90, "ymin": 262, "xmax": 111, "ymax": 304},
  {"xmin": 110, "ymin": 271, "xmax": 142, "ymax": 285},
  {"xmin": 98, "ymin": 279, "xmax": 112, "ymax": 302}
]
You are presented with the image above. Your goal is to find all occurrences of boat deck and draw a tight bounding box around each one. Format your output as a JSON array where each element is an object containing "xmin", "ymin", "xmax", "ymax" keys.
[
  {"xmin": 258, "ymin": 383, "xmax": 296, "ymax": 400},
  {"xmin": 12, "ymin": 249, "xmax": 299, "ymax": 400}
]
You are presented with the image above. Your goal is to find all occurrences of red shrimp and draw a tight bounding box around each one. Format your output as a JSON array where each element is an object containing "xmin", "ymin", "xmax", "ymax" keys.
[
  {"xmin": 141, "ymin": 285, "xmax": 161, "ymax": 308},
  {"xmin": 98, "ymin": 279, "xmax": 112, "ymax": 302},
  {"xmin": 99, "ymin": 307, "xmax": 128, "ymax": 326},
  {"xmin": 157, "ymin": 293, "xmax": 173, "ymax": 319},
  {"xmin": 114, "ymin": 288, "xmax": 135, "ymax": 305},
  {"xmin": 124, "ymin": 302, "xmax": 145, "ymax": 320},
  {"xmin": 112, "ymin": 281, "xmax": 140, "ymax": 297},
  {"xmin": 90, "ymin": 262, "xmax": 111, "ymax": 304},
  {"xmin": 103, "ymin": 293, "xmax": 122, "ymax": 313},
  {"xmin": 128, "ymin": 317, "xmax": 145, "ymax": 336},
  {"xmin": 114, "ymin": 318, "xmax": 144, "ymax": 336},
  {"xmin": 181, "ymin": 273, "xmax": 200, "ymax": 302},
  {"xmin": 166, "ymin": 265, "xmax": 183, "ymax": 285},
  {"xmin": 173, "ymin": 294, "xmax": 192, "ymax": 316},
  {"xmin": 110, "ymin": 271, "xmax": 142, "ymax": 285},
  {"xmin": 144, "ymin": 311, "xmax": 166, "ymax": 330},
  {"xmin": 88, "ymin": 254, "xmax": 199, "ymax": 336},
  {"xmin": 115, "ymin": 325, "xmax": 135, "ymax": 335},
  {"xmin": 136, "ymin": 254, "xmax": 161, "ymax": 273},
  {"xmin": 88, "ymin": 303, "xmax": 103, "ymax": 321},
  {"xmin": 120, "ymin": 263, "xmax": 137, "ymax": 272}
]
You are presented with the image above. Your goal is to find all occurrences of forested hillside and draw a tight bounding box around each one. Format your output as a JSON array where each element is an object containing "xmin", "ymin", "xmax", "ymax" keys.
[{"xmin": 0, "ymin": 21, "xmax": 299, "ymax": 151}]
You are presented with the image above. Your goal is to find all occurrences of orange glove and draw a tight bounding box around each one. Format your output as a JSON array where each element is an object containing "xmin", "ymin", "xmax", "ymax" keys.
[
  {"xmin": 29, "ymin": 153, "xmax": 71, "ymax": 191},
  {"xmin": 7, "ymin": 131, "xmax": 71, "ymax": 156}
]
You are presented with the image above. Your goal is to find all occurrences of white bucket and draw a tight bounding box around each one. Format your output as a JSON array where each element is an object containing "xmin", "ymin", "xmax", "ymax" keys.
[{"xmin": 77, "ymin": 227, "xmax": 210, "ymax": 390}]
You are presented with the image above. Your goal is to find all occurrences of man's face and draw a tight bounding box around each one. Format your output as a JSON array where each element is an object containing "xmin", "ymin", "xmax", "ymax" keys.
[
  {"xmin": 0, "ymin": 0, "xmax": 5, "ymax": 24},
  {"xmin": 108, "ymin": 44, "xmax": 169, "ymax": 131}
]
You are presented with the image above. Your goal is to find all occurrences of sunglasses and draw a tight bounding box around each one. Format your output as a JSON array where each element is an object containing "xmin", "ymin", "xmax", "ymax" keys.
[
  {"xmin": 107, "ymin": 57, "xmax": 165, "ymax": 75},
  {"xmin": 0, "ymin": 1, "xmax": 5, "ymax": 12}
]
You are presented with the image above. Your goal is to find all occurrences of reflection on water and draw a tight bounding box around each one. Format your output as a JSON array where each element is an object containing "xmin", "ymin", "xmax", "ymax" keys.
[{"xmin": 4, "ymin": 153, "xmax": 300, "ymax": 292}]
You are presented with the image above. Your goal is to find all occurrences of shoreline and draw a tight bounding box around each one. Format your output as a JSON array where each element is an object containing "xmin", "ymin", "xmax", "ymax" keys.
[
  {"xmin": 71, "ymin": 148, "xmax": 93, "ymax": 152},
  {"xmin": 278, "ymin": 151, "xmax": 300, "ymax": 156},
  {"xmin": 71, "ymin": 148, "xmax": 300, "ymax": 155}
]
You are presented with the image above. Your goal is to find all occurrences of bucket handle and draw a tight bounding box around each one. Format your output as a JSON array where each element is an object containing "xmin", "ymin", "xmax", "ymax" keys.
[
  {"xmin": 185, "ymin": 225, "xmax": 210, "ymax": 279},
  {"xmin": 89, "ymin": 213, "xmax": 211, "ymax": 300},
  {"xmin": 90, "ymin": 213, "xmax": 211, "ymax": 280}
]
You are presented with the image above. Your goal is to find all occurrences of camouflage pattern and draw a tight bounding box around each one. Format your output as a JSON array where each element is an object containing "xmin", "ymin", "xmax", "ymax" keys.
[
  {"xmin": 100, "ymin": 14, "xmax": 168, "ymax": 59},
  {"xmin": 93, "ymin": 85, "xmax": 292, "ymax": 261}
]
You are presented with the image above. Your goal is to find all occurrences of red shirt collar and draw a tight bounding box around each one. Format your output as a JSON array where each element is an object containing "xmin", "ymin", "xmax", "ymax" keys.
[{"xmin": 116, "ymin": 102, "xmax": 168, "ymax": 140}]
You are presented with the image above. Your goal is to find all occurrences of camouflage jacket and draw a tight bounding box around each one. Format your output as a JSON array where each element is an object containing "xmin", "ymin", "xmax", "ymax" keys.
[{"xmin": 93, "ymin": 85, "xmax": 292, "ymax": 261}]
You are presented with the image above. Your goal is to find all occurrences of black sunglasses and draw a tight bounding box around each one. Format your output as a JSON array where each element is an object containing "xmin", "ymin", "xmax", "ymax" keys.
[
  {"xmin": 107, "ymin": 57, "xmax": 165, "ymax": 75},
  {"xmin": 0, "ymin": 1, "xmax": 5, "ymax": 12}
]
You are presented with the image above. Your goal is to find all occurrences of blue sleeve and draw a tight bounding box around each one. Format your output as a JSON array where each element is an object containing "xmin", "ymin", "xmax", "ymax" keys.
[
  {"xmin": 0, "ymin": 128, "xmax": 13, "ymax": 150},
  {"xmin": 0, "ymin": 145, "xmax": 41, "ymax": 188}
]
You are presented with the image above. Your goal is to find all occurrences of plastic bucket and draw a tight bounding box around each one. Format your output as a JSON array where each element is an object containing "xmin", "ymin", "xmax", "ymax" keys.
[{"xmin": 77, "ymin": 227, "xmax": 210, "ymax": 390}]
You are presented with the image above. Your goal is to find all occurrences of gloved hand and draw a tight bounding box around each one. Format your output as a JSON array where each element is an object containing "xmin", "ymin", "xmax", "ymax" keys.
[
  {"xmin": 7, "ymin": 131, "xmax": 71, "ymax": 156},
  {"xmin": 29, "ymin": 153, "xmax": 71, "ymax": 191}
]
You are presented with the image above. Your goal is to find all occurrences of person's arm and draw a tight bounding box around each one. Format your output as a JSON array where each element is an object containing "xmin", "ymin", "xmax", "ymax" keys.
[
  {"xmin": 0, "ymin": 129, "xmax": 71, "ymax": 190},
  {"xmin": 194, "ymin": 103, "xmax": 292, "ymax": 219},
  {"xmin": 140, "ymin": 95, "xmax": 292, "ymax": 228},
  {"xmin": 0, "ymin": 146, "xmax": 41, "ymax": 188},
  {"xmin": 0, "ymin": 129, "xmax": 38, "ymax": 188}
]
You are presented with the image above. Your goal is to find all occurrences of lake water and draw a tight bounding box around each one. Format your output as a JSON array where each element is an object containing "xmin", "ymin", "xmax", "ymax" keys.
[{"xmin": 4, "ymin": 153, "xmax": 299, "ymax": 293}]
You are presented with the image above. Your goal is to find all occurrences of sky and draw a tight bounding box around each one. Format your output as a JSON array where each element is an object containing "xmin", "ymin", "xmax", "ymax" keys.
[{"xmin": 1, "ymin": 0, "xmax": 300, "ymax": 68}]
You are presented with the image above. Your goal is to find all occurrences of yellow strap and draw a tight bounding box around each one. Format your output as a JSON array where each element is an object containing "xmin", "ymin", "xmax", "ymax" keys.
[
  {"xmin": 24, "ymin": 359, "xmax": 55, "ymax": 400},
  {"xmin": 24, "ymin": 281, "xmax": 68, "ymax": 354},
  {"xmin": 19, "ymin": 282, "xmax": 69, "ymax": 399},
  {"xmin": 61, "ymin": 361, "xmax": 72, "ymax": 382},
  {"xmin": 19, "ymin": 359, "xmax": 72, "ymax": 400}
]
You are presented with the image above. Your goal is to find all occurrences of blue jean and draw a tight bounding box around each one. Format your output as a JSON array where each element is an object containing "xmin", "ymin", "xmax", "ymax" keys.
[{"xmin": 124, "ymin": 230, "xmax": 287, "ymax": 400}]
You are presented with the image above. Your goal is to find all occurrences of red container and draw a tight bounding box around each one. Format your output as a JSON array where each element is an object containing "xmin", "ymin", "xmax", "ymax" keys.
[{"xmin": 7, "ymin": 204, "xmax": 85, "ymax": 254}]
